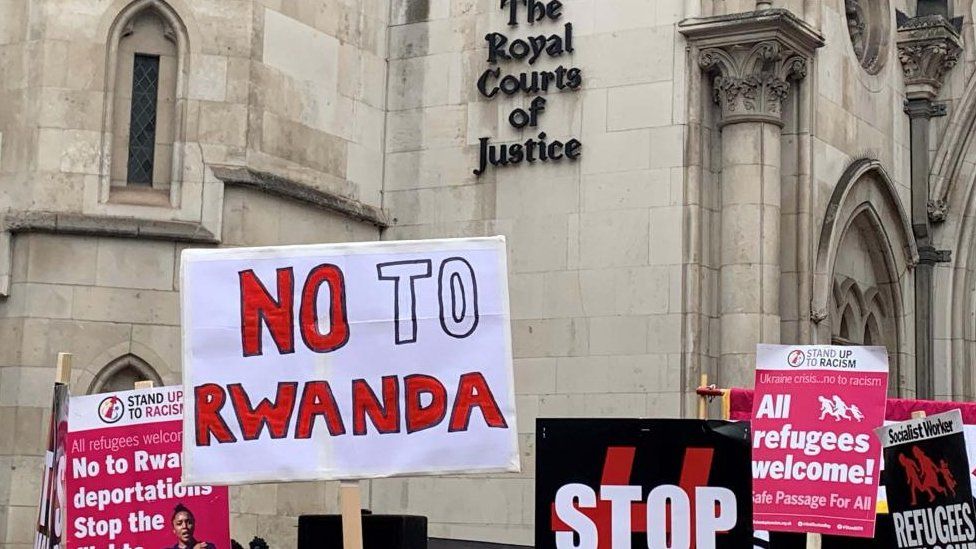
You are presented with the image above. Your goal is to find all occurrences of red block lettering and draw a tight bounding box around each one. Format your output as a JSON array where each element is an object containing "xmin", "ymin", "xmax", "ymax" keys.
[
  {"xmin": 194, "ymin": 384, "xmax": 236, "ymax": 446},
  {"xmin": 448, "ymin": 372, "xmax": 508, "ymax": 432},
  {"xmin": 239, "ymin": 268, "xmax": 295, "ymax": 356},
  {"xmin": 229, "ymin": 383, "xmax": 298, "ymax": 440},
  {"xmin": 352, "ymin": 377, "xmax": 400, "ymax": 435},
  {"xmin": 295, "ymin": 381, "xmax": 346, "ymax": 438},
  {"xmin": 300, "ymin": 264, "xmax": 350, "ymax": 353},
  {"xmin": 404, "ymin": 374, "xmax": 448, "ymax": 433}
]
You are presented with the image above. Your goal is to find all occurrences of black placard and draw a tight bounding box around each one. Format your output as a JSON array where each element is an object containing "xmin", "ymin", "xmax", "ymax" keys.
[
  {"xmin": 535, "ymin": 418, "xmax": 753, "ymax": 548},
  {"xmin": 880, "ymin": 411, "xmax": 976, "ymax": 549}
]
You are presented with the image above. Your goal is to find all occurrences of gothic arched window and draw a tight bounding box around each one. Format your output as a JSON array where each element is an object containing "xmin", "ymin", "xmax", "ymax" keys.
[
  {"xmin": 88, "ymin": 354, "xmax": 163, "ymax": 394},
  {"xmin": 104, "ymin": 0, "xmax": 187, "ymax": 204}
]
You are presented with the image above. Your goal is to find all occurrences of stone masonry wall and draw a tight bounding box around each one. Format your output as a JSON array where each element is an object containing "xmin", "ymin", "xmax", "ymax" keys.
[
  {"xmin": 809, "ymin": 0, "xmax": 916, "ymax": 392},
  {"xmin": 0, "ymin": 0, "xmax": 387, "ymax": 546},
  {"xmin": 375, "ymin": 0, "xmax": 688, "ymax": 544},
  {"xmin": 0, "ymin": 186, "xmax": 378, "ymax": 548}
]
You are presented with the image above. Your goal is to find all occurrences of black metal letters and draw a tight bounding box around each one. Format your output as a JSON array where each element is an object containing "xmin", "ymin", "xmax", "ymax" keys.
[{"xmin": 474, "ymin": 0, "xmax": 583, "ymax": 176}]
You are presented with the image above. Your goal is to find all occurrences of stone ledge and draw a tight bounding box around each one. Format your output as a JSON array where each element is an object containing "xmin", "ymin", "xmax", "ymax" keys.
[
  {"xmin": 3, "ymin": 211, "xmax": 219, "ymax": 243},
  {"xmin": 0, "ymin": 211, "xmax": 218, "ymax": 297},
  {"xmin": 211, "ymin": 165, "xmax": 392, "ymax": 229},
  {"xmin": 679, "ymin": 9, "xmax": 825, "ymax": 53}
]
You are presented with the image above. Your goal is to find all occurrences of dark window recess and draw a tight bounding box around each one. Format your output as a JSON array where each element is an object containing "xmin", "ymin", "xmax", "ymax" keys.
[{"xmin": 127, "ymin": 54, "xmax": 160, "ymax": 185}]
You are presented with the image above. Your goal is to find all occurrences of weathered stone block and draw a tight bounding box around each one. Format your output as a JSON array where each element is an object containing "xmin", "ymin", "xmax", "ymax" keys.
[
  {"xmin": 512, "ymin": 318, "xmax": 588, "ymax": 358},
  {"xmin": 59, "ymin": 130, "xmax": 101, "ymax": 175},
  {"xmin": 513, "ymin": 358, "xmax": 557, "ymax": 395},
  {"xmin": 199, "ymin": 102, "xmax": 248, "ymax": 147},
  {"xmin": 607, "ymin": 82, "xmax": 674, "ymax": 130},
  {"xmin": 95, "ymin": 238, "xmax": 176, "ymax": 291},
  {"xmin": 25, "ymin": 234, "xmax": 97, "ymax": 285},
  {"xmin": 589, "ymin": 315, "xmax": 649, "ymax": 355},
  {"xmin": 238, "ymin": 484, "xmax": 278, "ymax": 515},
  {"xmin": 508, "ymin": 215, "xmax": 568, "ymax": 273},
  {"xmin": 578, "ymin": 209, "xmax": 649, "ymax": 268},
  {"xmin": 189, "ymin": 54, "xmax": 228, "ymax": 102},
  {"xmin": 71, "ymin": 286, "xmax": 178, "ymax": 325},
  {"xmin": 582, "ymin": 129, "xmax": 651, "ymax": 174},
  {"xmin": 649, "ymin": 206, "xmax": 682, "ymax": 265}
]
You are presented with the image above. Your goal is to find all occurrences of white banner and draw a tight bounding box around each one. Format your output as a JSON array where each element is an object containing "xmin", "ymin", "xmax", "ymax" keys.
[
  {"xmin": 181, "ymin": 237, "xmax": 519, "ymax": 484},
  {"xmin": 756, "ymin": 344, "xmax": 890, "ymax": 373}
]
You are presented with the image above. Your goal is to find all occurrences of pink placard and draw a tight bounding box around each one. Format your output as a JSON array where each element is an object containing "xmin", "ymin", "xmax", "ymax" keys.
[
  {"xmin": 67, "ymin": 387, "xmax": 229, "ymax": 549},
  {"xmin": 751, "ymin": 345, "xmax": 889, "ymax": 538}
]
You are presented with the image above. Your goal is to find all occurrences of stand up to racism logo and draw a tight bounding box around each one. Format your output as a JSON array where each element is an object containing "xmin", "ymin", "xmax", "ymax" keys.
[{"xmin": 97, "ymin": 395, "xmax": 125, "ymax": 424}]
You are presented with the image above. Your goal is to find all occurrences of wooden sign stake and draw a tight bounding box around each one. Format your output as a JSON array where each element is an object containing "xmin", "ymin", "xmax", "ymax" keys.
[
  {"xmin": 340, "ymin": 481, "xmax": 364, "ymax": 549},
  {"xmin": 134, "ymin": 380, "xmax": 155, "ymax": 390},
  {"xmin": 697, "ymin": 374, "xmax": 709, "ymax": 420},
  {"xmin": 55, "ymin": 352, "xmax": 72, "ymax": 385}
]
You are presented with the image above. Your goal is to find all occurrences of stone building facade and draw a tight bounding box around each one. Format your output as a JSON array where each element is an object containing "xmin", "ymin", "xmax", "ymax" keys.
[{"xmin": 0, "ymin": 0, "xmax": 975, "ymax": 546}]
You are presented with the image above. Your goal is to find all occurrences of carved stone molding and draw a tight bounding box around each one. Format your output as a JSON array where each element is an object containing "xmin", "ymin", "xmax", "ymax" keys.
[
  {"xmin": 845, "ymin": 1, "xmax": 867, "ymax": 60},
  {"xmin": 918, "ymin": 244, "xmax": 952, "ymax": 265},
  {"xmin": 211, "ymin": 166, "xmax": 392, "ymax": 228},
  {"xmin": 698, "ymin": 41, "xmax": 808, "ymax": 127},
  {"xmin": 679, "ymin": 9, "xmax": 824, "ymax": 128},
  {"xmin": 927, "ymin": 198, "xmax": 948, "ymax": 222},
  {"xmin": 845, "ymin": 0, "xmax": 891, "ymax": 74},
  {"xmin": 897, "ymin": 14, "xmax": 962, "ymax": 101},
  {"xmin": 810, "ymin": 308, "xmax": 829, "ymax": 324}
]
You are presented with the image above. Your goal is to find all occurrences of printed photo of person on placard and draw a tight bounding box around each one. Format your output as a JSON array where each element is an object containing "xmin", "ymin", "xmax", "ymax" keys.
[{"xmin": 165, "ymin": 504, "xmax": 217, "ymax": 549}]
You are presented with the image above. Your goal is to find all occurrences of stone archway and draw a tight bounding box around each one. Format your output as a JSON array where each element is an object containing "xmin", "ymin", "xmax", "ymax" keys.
[
  {"xmin": 932, "ymin": 120, "xmax": 976, "ymax": 399},
  {"xmin": 812, "ymin": 159, "xmax": 917, "ymax": 395},
  {"xmin": 97, "ymin": 0, "xmax": 193, "ymax": 205},
  {"xmin": 930, "ymin": 68, "xmax": 976, "ymax": 400},
  {"xmin": 88, "ymin": 353, "xmax": 163, "ymax": 394}
]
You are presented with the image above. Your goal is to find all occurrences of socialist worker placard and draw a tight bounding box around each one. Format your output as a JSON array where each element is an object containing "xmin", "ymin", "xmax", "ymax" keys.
[{"xmin": 878, "ymin": 409, "xmax": 976, "ymax": 549}]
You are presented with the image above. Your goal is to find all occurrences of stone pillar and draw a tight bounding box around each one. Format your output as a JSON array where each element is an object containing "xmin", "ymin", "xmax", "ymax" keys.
[
  {"xmin": 681, "ymin": 11, "xmax": 823, "ymax": 387},
  {"xmin": 718, "ymin": 121, "xmax": 780, "ymax": 386},
  {"xmin": 896, "ymin": 13, "xmax": 961, "ymax": 398},
  {"xmin": 702, "ymin": 43, "xmax": 806, "ymax": 387}
]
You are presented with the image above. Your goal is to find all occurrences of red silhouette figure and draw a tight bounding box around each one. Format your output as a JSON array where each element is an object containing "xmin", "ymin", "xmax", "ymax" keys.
[
  {"xmin": 913, "ymin": 447, "xmax": 948, "ymax": 502},
  {"xmin": 939, "ymin": 459, "xmax": 958, "ymax": 497},
  {"xmin": 899, "ymin": 453, "xmax": 926, "ymax": 505}
]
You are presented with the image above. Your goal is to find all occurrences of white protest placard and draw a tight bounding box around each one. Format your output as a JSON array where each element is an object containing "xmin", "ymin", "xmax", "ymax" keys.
[{"xmin": 181, "ymin": 237, "xmax": 518, "ymax": 484}]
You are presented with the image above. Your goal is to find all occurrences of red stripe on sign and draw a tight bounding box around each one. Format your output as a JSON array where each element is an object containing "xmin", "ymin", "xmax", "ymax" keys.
[
  {"xmin": 551, "ymin": 445, "xmax": 718, "ymax": 548},
  {"xmin": 601, "ymin": 446, "xmax": 636, "ymax": 485}
]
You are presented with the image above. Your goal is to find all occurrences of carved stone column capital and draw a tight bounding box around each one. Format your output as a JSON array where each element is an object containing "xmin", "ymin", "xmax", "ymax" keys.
[
  {"xmin": 679, "ymin": 9, "xmax": 824, "ymax": 128},
  {"xmin": 897, "ymin": 14, "xmax": 963, "ymax": 101},
  {"xmin": 698, "ymin": 42, "xmax": 809, "ymax": 127}
]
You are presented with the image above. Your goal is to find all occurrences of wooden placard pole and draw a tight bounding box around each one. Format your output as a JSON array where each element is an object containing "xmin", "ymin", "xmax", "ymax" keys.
[
  {"xmin": 55, "ymin": 352, "xmax": 72, "ymax": 385},
  {"xmin": 134, "ymin": 380, "xmax": 155, "ymax": 390},
  {"xmin": 912, "ymin": 410, "xmax": 927, "ymax": 419},
  {"xmin": 340, "ymin": 480, "xmax": 364, "ymax": 549},
  {"xmin": 697, "ymin": 374, "xmax": 709, "ymax": 420}
]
